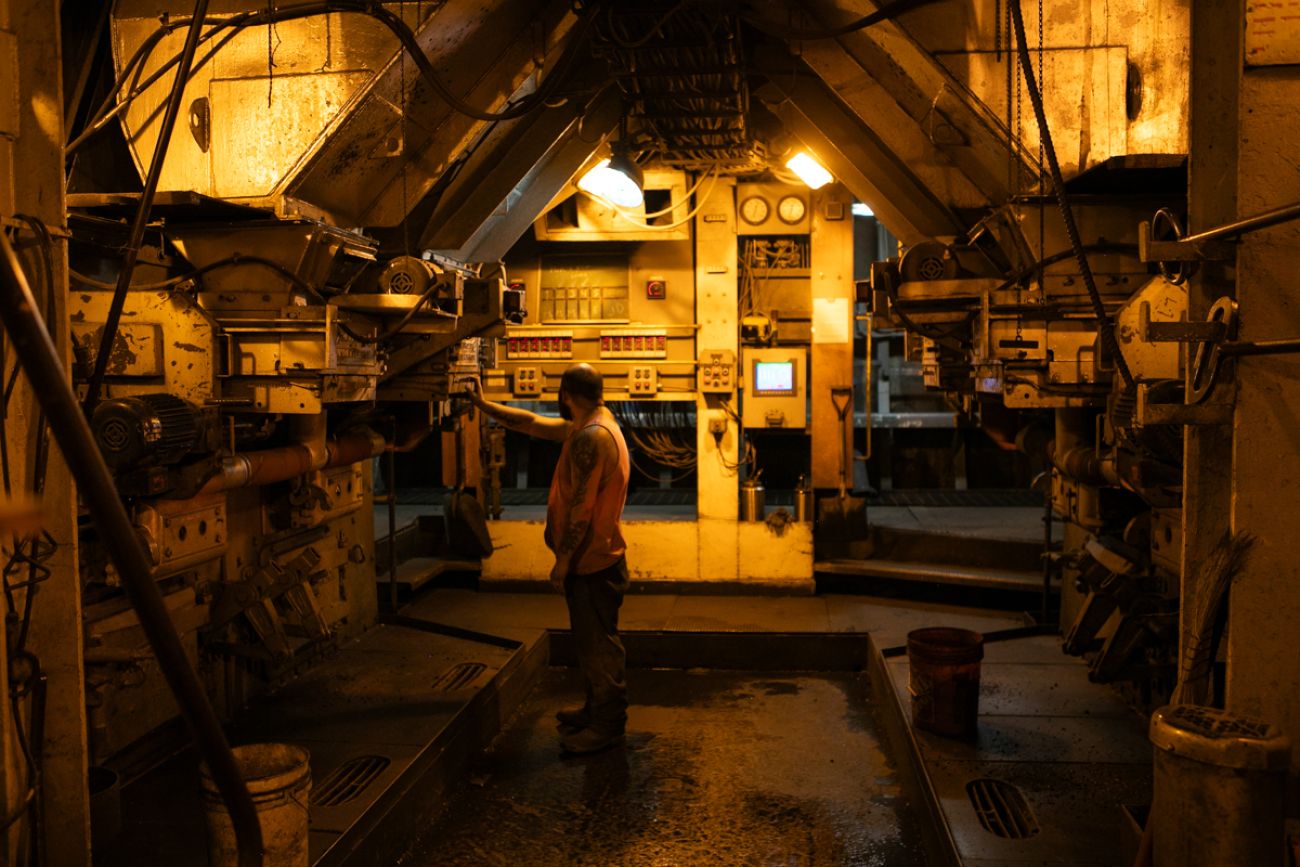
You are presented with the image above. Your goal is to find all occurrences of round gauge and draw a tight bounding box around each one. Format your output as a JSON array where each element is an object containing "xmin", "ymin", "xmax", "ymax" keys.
[
  {"xmin": 739, "ymin": 195, "xmax": 771, "ymax": 225},
  {"xmin": 777, "ymin": 195, "xmax": 807, "ymax": 224}
]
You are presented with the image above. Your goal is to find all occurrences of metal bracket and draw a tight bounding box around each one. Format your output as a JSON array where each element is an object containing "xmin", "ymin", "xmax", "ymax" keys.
[
  {"xmin": 1135, "ymin": 383, "xmax": 1232, "ymax": 426},
  {"xmin": 1140, "ymin": 201, "xmax": 1300, "ymax": 284},
  {"xmin": 1138, "ymin": 301, "xmax": 1227, "ymax": 343}
]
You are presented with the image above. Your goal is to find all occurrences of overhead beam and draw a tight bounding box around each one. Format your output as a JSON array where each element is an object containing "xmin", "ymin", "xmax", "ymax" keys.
[
  {"xmin": 759, "ymin": 70, "xmax": 965, "ymax": 244},
  {"xmin": 757, "ymin": 0, "xmax": 1032, "ymax": 206},
  {"xmin": 421, "ymin": 86, "xmax": 622, "ymax": 261},
  {"xmin": 290, "ymin": 0, "xmax": 580, "ymax": 226}
]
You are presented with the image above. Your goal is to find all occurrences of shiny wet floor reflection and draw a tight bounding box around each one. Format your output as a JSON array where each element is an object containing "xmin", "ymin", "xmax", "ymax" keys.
[{"xmin": 403, "ymin": 668, "xmax": 929, "ymax": 866}]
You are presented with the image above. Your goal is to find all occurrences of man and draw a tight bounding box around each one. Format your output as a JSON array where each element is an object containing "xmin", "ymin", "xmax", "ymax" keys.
[{"xmin": 462, "ymin": 363, "xmax": 631, "ymax": 754}]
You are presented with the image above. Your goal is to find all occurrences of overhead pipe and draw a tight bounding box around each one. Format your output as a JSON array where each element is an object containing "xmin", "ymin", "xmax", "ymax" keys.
[{"xmin": 0, "ymin": 232, "xmax": 264, "ymax": 864}]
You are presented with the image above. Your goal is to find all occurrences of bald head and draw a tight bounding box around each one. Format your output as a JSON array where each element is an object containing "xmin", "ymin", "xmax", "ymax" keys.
[{"xmin": 560, "ymin": 363, "xmax": 603, "ymax": 405}]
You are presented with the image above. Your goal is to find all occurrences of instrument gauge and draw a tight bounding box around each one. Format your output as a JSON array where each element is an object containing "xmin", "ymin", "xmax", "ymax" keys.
[
  {"xmin": 777, "ymin": 195, "xmax": 807, "ymax": 224},
  {"xmin": 739, "ymin": 195, "xmax": 771, "ymax": 225}
]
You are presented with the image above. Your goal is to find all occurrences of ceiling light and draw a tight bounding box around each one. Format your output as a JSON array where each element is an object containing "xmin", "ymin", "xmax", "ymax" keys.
[
  {"xmin": 577, "ymin": 151, "xmax": 644, "ymax": 208},
  {"xmin": 785, "ymin": 150, "xmax": 833, "ymax": 190}
]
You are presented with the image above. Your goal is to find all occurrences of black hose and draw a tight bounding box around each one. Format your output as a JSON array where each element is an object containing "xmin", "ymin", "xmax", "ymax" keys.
[
  {"xmin": 1008, "ymin": 0, "xmax": 1134, "ymax": 387},
  {"xmin": 742, "ymin": 0, "xmax": 947, "ymax": 41},
  {"xmin": 336, "ymin": 286, "xmax": 457, "ymax": 344},
  {"xmin": 0, "ymin": 232, "xmax": 264, "ymax": 865},
  {"xmin": 70, "ymin": 253, "xmax": 326, "ymax": 302},
  {"xmin": 83, "ymin": 0, "xmax": 213, "ymax": 411}
]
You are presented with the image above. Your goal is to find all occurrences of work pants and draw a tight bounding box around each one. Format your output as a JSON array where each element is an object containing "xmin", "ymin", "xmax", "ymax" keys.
[{"xmin": 564, "ymin": 557, "xmax": 630, "ymax": 733}]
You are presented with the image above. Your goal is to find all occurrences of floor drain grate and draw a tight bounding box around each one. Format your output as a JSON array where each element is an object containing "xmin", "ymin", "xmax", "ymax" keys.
[
  {"xmin": 966, "ymin": 778, "xmax": 1039, "ymax": 839},
  {"xmin": 312, "ymin": 755, "xmax": 391, "ymax": 807},
  {"xmin": 432, "ymin": 661, "xmax": 487, "ymax": 692}
]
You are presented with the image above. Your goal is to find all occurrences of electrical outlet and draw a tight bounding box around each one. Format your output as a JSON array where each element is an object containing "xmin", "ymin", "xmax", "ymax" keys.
[{"xmin": 708, "ymin": 415, "xmax": 727, "ymax": 436}]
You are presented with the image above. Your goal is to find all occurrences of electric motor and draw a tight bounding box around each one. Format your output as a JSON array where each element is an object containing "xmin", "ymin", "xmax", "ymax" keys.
[{"xmin": 92, "ymin": 394, "xmax": 202, "ymax": 469}]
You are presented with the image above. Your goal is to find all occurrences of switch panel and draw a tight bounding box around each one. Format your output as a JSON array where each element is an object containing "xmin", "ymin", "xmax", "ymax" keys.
[
  {"xmin": 698, "ymin": 348, "xmax": 735, "ymax": 393},
  {"xmin": 505, "ymin": 330, "xmax": 573, "ymax": 360},
  {"xmin": 628, "ymin": 366, "xmax": 658, "ymax": 397},
  {"xmin": 600, "ymin": 329, "xmax": 668, "ymax": 358},
  {"xmin": 513, "ymin": 366, "xmax": 543, "ymax": 397}
]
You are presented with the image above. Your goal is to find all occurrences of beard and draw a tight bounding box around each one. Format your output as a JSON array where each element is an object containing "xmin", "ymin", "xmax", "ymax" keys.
[{"xmin": 559, "ymin": 398, "xmax": 573, "ymax": 421}]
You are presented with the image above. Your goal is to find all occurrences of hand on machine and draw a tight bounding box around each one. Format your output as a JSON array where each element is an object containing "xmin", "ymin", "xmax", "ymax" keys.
[{"xmin": 456, "ymin": 374, "xmax": 485, "ymax": 406}]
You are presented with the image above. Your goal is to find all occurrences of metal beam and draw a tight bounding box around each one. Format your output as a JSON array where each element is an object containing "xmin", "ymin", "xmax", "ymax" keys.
[
  {"xmin": 421, "ymin": 86, "xmax": 622, "ymax": 259},
  {"xmin": 288, "ymin": 0, "xmax": 579, "ymax": 226},
  {"xmin": 757, "ymin": 0, "xmax": 1032, "ymax": 206},
  {"xmin": 760, "ymin": 68, "xmax": 964, "ymax": 244}
]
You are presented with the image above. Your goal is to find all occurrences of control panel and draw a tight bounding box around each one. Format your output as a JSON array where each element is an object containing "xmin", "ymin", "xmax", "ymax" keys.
[
  {"xmin": 513, "ymin": 366, "xmax": 543, "ymax": 396},
  {"xmin": 506, "ymin": 331, "xmax": 573, "ymax": 360},
  {"xmin": 741, "ymin": 347, "xmax": 807, "ymax": 429},
  {"xmin": 599, "ymin": 329, "xmax": 669, "ymax": 359},
  {"xmin": 698, "ymin": 348, "xmax": 735, "ymax": 394},
  {"xmin": 628, "ymin": 366, "xmax": 658, "ymax": 397}
]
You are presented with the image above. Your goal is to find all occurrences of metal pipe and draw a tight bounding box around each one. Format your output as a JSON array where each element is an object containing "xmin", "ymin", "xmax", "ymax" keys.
[
  {"xmin": 387, "ymin": 418, "xmax": 398, "ymax": 613},
  {"xmin": 1220, "ymin": 337, "xmax": 1300, "ymax": 358},
  {"xmin": 198, "ymin": 429, "xmax": 386, "ymax": 495},
  {"xmin": 1181, "ymin": 200, "xmax": 1300, "ymax": 246},
  {"xmin": 0, "ymin": 232, "xmax": 263, "ymax": 864},
  {"xmin": 286, "ymin": 414, "xmax": 329, "ymax": 471},
  {"xmin": 83, "ymin": 0, "xmax": 211, "ymax": 410}
]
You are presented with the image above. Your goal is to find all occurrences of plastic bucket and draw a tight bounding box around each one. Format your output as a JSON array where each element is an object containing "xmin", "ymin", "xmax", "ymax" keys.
[
  {"xmin": 907, "ymin": 627, "xmax": 984, "ymax": 738},
  {"xmin": 200, "ymin": 743, "xmax": 311, "ymax": 867}
]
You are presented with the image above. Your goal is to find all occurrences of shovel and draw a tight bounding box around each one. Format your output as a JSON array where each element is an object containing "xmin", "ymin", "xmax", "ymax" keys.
[{"xmin": 816, "ymin": 386, "xmax": 868, "ymax": 559}]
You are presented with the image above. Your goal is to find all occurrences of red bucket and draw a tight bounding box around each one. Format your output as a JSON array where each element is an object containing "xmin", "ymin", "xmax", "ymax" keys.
[{"xmin": 907, "ymin": 627, "xmax": 984, "ymax": 738}]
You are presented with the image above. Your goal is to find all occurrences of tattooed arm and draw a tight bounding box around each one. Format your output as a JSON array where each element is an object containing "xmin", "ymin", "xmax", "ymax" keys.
[
  {"xmin": 460, "ymin": 375, "xmax": 572, "ymax": 442},
  {"xmin": 549, "ymin": 425, "xmax": 613, "ymax": 589}
]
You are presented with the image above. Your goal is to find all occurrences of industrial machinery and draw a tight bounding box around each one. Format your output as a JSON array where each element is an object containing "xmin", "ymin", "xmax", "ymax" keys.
[{"xmin": 3, "ymin": 0, "xmax": 1298, "ymax": 863}]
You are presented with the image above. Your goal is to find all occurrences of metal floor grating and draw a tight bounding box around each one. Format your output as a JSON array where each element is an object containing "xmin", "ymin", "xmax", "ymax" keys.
[
  {"xmin": 312, "ymin": 755, "xmax": 392, "ymax": 808},
  {"xmin": 432, "ymin": 661, "xmax": 488, "ymax": 692},
  {"xmin": 966, "ymin": 778, "xmax": 1040, "ymax": 839}
]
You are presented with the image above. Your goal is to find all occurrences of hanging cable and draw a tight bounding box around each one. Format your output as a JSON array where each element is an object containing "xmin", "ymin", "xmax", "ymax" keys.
[
  {"xmin": 68, "ymin": 0, "xmax": 602, "ymax": 155},
  {"xmin": 335, "ymin": 286, "xmax": 457, "ymax": 345},
  {"xmin": 1008, "ymin": 0, "xmax": 1134, "ymax": 387},
  {"xmin": 590, "ymin": 166, "xmax": 722, "ymax": 230},
  {"xmin": 83, "ymin": 0, "xmax": 213, "ymax": 412},
  {"xmin": 70, "ymin": 253, "xmax": 326, "ymax": 300},
  {"xmin": 741, "ymin": 0, "xmax": 948, "ymax": 41}
]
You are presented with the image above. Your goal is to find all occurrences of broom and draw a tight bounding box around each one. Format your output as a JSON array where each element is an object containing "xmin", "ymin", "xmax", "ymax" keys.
[{"xmin": 1132, "ymin": 531, "xmax": 1255, "ymax": 867}]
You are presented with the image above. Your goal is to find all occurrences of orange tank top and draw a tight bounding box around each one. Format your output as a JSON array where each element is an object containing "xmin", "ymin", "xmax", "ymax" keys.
[{"xmin": 546, "ymin": 408, "xmax": 630, "ymax": 575}]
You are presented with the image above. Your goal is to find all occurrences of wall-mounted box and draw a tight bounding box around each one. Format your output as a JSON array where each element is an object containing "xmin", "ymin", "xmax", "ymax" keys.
[{"xmin": 741, "ymin": 347, "xmax": 807, "ymax": 429}]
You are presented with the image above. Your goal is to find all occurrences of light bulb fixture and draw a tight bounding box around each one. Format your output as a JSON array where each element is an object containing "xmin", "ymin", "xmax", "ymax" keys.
[
  {"xmin": 577, "ymin": 147, "xmax": 644, "ymax": 208},
  {"xmin": 785, "ymin": 150, "xmax": 834, "ymax": 190}
]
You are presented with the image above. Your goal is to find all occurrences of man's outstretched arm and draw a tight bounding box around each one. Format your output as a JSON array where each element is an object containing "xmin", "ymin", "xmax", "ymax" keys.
[
  {"xmin": 460, "ymin": 375, "xmax": 571, "ymax": 442},
  {"xmin": 550, "ymin": 425, "xmax": 613, "ymax": 588}
]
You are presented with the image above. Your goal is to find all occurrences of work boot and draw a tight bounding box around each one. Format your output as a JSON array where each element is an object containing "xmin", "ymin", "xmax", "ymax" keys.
[
  {"xmin": 554, "ymin": 706, "xmax": 591, "ymax": 730},
  {"xmin": 560, "ymin": 727, "xmax": 625, "ymax": 755}
]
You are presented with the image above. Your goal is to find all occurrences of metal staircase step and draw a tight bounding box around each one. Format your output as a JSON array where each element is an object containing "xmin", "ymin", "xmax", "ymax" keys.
[{"xmin": 815, "ymin": 558, "xmax": 1047, "ymax": 592}]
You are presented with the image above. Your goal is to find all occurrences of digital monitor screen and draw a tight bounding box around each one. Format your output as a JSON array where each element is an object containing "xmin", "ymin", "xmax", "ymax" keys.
[{"xmin": 753, "ymin": 360, "xmax": 796, "ymax": 395}]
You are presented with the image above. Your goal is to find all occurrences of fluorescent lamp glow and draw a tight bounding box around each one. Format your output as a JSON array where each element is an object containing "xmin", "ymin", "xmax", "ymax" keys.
[
  {"xmin": 576, "ymin": 154, "xmax": 644, "ymax": 207},
  {"xmin": 785, "ymin": 150, "xmax": 833, "ymax": 190},
  {"xmin": 851, "ymin": 202, "xmax": 874, "ymax": 217}
]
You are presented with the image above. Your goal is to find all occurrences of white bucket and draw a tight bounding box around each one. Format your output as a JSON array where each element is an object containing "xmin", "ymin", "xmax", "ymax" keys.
[{"xmin": 200, "ymin": 743, "xmax": 311, "ymax": 867}]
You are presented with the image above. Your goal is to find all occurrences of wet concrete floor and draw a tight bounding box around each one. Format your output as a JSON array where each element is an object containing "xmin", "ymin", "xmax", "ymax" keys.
[{"xmin": 401, "ymin": 667, "xmax": 929, "ymax": 866}]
